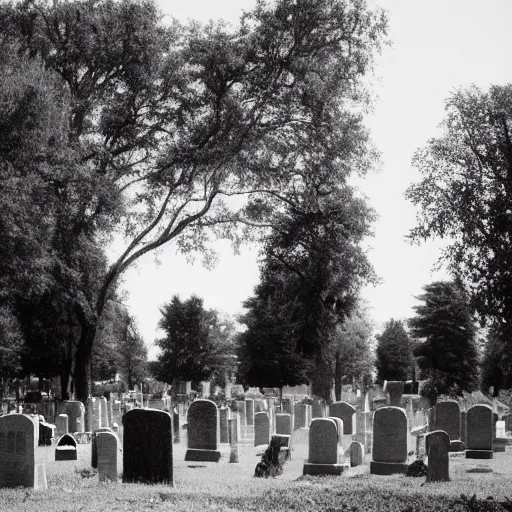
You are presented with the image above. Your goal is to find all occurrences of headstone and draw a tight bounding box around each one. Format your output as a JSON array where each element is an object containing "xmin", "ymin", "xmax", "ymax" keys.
[
  {"xmin": 96, "ymin": 431, "xmax": 119, "ymax": 482},
  {"xmin": 303, "ymin": 418, "xmax": 346, "ymax": 475},
  {"xmin": 254, "ymin": 400, "xmax": 265, "ymax": 413},
  {"xmin": 466, "ymin": 404, "xmax": 493, "ymax": 459},
  {"xmin": 254, "ymin": 412, "xmax": 270, "ymax": 447},
  {"xmin": 460, "ymin": 411, "xmax": 467, "ymax": 445},
  {"xmin": 275, "ymin": 413, "xmax": 292, "ymax": 436},
  {"xmin": 245, "ymin": 399, "xmax": 255, "ymax": 426},
  {"xmin": 370, "ymin": 407, "xmax": 408, "ymax": 475},
  {"xmin": 426, "ymin": 430, "xmax": 450, "ymax": 482},
  {"xmin": 294, "ymin": 403, "xmax": 312, "ymax": 430},
  {"xmin": 59, "ymin": 401, "xmax": 85, "ymax": 433},
  {"xmin": 281, "ymin": 398, "xmax": 292, "ymax": 414},
  {"xmin": 38, "ymin": 421, "xmax": 55, "ymax": 446},
  {"xmin": 434, "ymin": 400, "xmax": 460, "ymax": 441},
  {"xmin": 100, "ymin": 397, "xmax": 108, "ymax": 428},
  {"xmin": 219, "ymin": 408, "xmax": 229, "ymax": 444},
  {"xmin": 385, "ymin": 381, "xmax": 404, "ymax": 407},
  {"xmin": 55, "ymin": 433, "xmax": 77, "ymax": 461},
  {"xmin": 91, "ymin": 427, "xmax": 114, "ymax": 468},
  {"xmin": 329, "ymin": 402, "xmax": 356, "ymax": 435},
  {"xmin": 56, "ymin": 414, "xmax": 68, "ymax": 437},
  {"xmin": 228, "ymin": 416, "xmax": 239, "ymax": 463},
  {"xmin": 185, "ymin": 399, "xmax": 221, "ymax": 462},
  {"xmin": 122, "ymin": 408, "xmax": 173, "ymax": 484},
  {"xmin": 312, "ymin": 400, "xmax": 326, "ymax": 418},
  {"xmin": 0, "ymin": 414, "xmax": 47, "ymax": 489},
  {"xmin": 349, "ymin": 441, "xmax": 364, "ymax": 467}
]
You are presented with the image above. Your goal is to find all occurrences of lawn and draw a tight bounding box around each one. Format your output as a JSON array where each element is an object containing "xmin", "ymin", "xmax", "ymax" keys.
[{"xmin": 0, "ymin": 440, "xmax": 511, "ymax": 512}]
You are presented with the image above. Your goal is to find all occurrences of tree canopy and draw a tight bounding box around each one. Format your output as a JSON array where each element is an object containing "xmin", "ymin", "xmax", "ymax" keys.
[{"xmin": 408, "ymin": 280, "xmax": 480, "ymax": 401}]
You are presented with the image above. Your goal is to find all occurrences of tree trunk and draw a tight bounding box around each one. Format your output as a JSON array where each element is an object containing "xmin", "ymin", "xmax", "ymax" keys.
[
  {"xmin": 74, "ymin": 322, "xmax": 97, "ymax": 403},
  {"xmin": 334, "ymin": 351, "xmax": 341, "ymax": 401}
]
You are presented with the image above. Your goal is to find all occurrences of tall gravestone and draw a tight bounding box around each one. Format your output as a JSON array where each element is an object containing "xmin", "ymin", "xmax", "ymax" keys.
[
  {"xmin": 426, "ymin": 430, "xmax": 450, "ymax": 482},
  {"xmin": 0, "ymin": 415, "xmax": 47, "ymax": 489},
  {"xmin": 122, "ymin": 408, "xmax": 173, "ymax": 484},
  {"xmin": 329, "ymin": 402, "xmax": 356, "ymax": 435},
  {"xmin": 433, "ymin": 400, "xmax": 460, "ymax": 441},
  {"xmin": 294, "ymin": 403, "xmax": 312, "ymax": 430},
  {"xmin": 100, "ymin": 397, "xmax": 108, "ymax": 428},
  {"xmin": 219, "ymin": 408, "xmax": 229, "ymax": 444},
  {"xmin": 466, "ymin": 404, "xmax": 493, "ymax": 459},
  {"xmin": 303, "ymin": 418, "xmax": 345, "ymax": 475},
  {"xmin": 254, "ymin": 412, "xmax": 270, "ymax": 447},
  {"xmin": 460, "ymin": 411, "xmax": 467, "ymax": 445},
  {"xmin": 275, "ymin": 413, "xmax": 292, "ymax": 436},
  {"xmin": 97, "ymin": 431, "xmax": 119, "ymax": 482},
  {"xmin": 185, "ymin": 399, "xmax": 221, "ymax": 462},
  {"xmin": 370, "ymin": 407, "xmax": 408, "ymax": 475},
  {"xmin": 385, "ymin": 381, "xmax": 404, "ymax": 407},
  {"xmin": 245, "ymin": 399, "xmax": 255, "ymax": 427},
  {"xmin": 228, "ymin": 416, "xmax": 239, "ymax": 464}
]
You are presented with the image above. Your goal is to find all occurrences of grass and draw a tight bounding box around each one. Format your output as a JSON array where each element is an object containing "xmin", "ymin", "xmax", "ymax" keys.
[{"xmin": 0, "ymin": 441, "xmax": 511, "ymax": 511}]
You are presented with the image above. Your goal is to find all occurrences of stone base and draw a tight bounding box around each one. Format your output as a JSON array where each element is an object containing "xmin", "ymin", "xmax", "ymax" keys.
[
  {"xmin": 185, "ymin": 449, "xmax": 221, "ymax": 462},
  {"xmin": 303, "ymin": 462, "xmax": 348, "ymax": 476},
  {"xmin": 370, "ymin": 461, "xmax": 408, "ymax": 475},
  {"xmin": 465, "ymin": 450, "xmax": 493, "ymax": 459},
  {"xmin": 449, "ymin": 440, "xmax": 465, "ymax": 452}
]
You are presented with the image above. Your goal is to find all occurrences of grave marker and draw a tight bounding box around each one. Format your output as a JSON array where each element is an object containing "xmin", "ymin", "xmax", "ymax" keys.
[
  {"xmin": 329, "ymin": 402, "xmax": 356, "ymax": 435},
  {"xmin": 97, "ymin": 431, "xmax": 119, "ymax": 482},
  {"xmin": 185, "ymin": 399, "xmax": 221, "ymax": 462},
  {"xmin": 426, "ymin": 430, "xmax": 450, "ymax": 482},
  {"xmin": 466, "ymin": 404, "xmax": 493, "ymax": 459},
  {"xmin": 254, "ymin": 412, "xmax": 270, "ymax": 447}
]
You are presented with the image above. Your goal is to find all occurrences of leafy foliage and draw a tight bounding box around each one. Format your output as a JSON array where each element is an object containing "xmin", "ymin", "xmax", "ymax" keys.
[
  {"xmin": 409, "ymin": 281, "xmax": 480, "ymax": 399},
  {"xmin": 375, "ymin": 319, "xmax": 414, "ymax": 384}
]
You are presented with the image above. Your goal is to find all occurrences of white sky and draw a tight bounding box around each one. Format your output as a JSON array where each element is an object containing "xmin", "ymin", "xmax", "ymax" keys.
[{"xmin": 111, "ymin": 0, "xmax": 512, "ymax": 359}]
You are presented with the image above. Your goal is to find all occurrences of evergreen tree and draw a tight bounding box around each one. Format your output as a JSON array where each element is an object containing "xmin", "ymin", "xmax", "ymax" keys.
[
  {"xmin": 408, "ymin": 280, "xmax": 480, "ymax": 400},
  {"xmin": 375, "ymin": 319, "xmax": 414, "ymax": 384}
]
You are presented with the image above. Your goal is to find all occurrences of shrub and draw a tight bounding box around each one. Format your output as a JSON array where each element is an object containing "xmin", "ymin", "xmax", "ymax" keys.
[
  {"xmin": 254, "ymin": 437, "xmax": 290, "ymax": 478},
  {"xmin": 405, "ymin": 459, "xmax": 428, "ymax": 477}
]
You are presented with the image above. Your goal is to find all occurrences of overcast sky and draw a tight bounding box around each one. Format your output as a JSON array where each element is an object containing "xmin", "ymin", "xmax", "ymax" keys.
[{"xmin": 110, "ymin": 0, "xmax": 512, "ymax": 359}]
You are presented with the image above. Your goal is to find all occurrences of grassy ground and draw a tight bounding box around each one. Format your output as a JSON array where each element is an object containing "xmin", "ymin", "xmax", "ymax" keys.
[{"xmin": 0, "ymin": 440, "xmax": 511, "ymax": 512}]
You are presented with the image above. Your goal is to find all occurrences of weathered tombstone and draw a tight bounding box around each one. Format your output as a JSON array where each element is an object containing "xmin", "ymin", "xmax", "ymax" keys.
[
  {"xmin": 55, "ymin": 433, "xmax": 77, "ymax": 461},
  {"xmin": 245, "ymin": 399, "xmax": 255, "ymax": 427},
  {"xmin": 466, "ymin": 404, "xmax": 493, "ymax": 459},
  {"xmin": 312, "ymin": 400, "xmax": 326, "ymax": 418},
  {"xmin": 96, "ymin": 431, "xmax": 119, "ymax": 482},
  {"xmin": 59, "ymin": 401, "xmax": 85, "ymax": 433},
  {"xmin": 185, "ymin": 399, "xmax": 221, "ymax": 462},
  {"xmin": 460, "ymin": 411, "xmax": 467, "ymax": 445},
  {"xmin": 100, "ymin": 397, "xmax": 108, "ymax": 428},
  {"xmin": 329, "ymin": 402, "xmax": 356, "ymax": 435},
  {"xmin": 370, "ymin": 407, "xmax": 408, "ymax": 475},
  {"xmin": 0, "ymin": 414, "xmax": 47, "ymax": 489},
  {"xmin": 433, "ymin": 400, "xmax": 460, "ymax": 440},
  {"xmin": 385, "ymin": 381, "xmax": 404, "ymax": 407},
  {"xmin": 122, "ymin": 408, "xmax": 173, "ymax": 484},
  {"xmin": 254, "ymin": 412, "xmax": 270, "ymax": 447},
  {"xmin": 219, "ymin": 408, "xmax": 229, "ymax": 444},
  {"xmin": 303, "ymin": 418, "xmax": 345, "ymax": 475},
  {"xmin": 91, "ymin": 427, "xmax": 114, "ymax": 468},
  {"xmin": 327, "ymin": 416, "xmax": 344, "ymax": 441},
  {"xmin": 349, "ymin": 441, "xmax": 364, "ymax": 467},
  {"xmin": 275, "ymin": 413, "xmax": 292, "ymax": 436},
  {"xmin": 56, "ymin": 414, "xmax": 68, "ymax": 438},
  {"xmin": 294, "ymin": 403, "xmax": 312, "ymax": 430},
  {"xmin": 173, "ymin": 409, "xmax": 180, "ymax": 443},
  {"xmin": 426, "ymin": 430, "xmax": 450, "ymax": 482},
  {"xmin": 38, "ymin": 421, "xmax": 55, "ymax": 446},
  {"xmin": 228, "ymin": 416, "xmax": 239, "ymax": 463}
]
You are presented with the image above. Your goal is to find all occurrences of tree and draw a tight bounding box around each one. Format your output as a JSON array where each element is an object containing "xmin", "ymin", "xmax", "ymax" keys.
[
  {"xmin": 375, "ymin": 319, "xmax": 414, "ymax": 384},
  {"xmin": 117, "ymin": 318, "xmax": 148, "ymax": 390},
  {"xmin": 480, "ymin": 325, "xmax": 512, "ymax": 396},
  {"xmin": 408, "ymin": 281, "xmax": 480, "ymax": 401},
  {"xmin": 2, "ymin": 0, "xmax": 388, "ymax": 401},
  {"xmin": 154, "ymin": 295, "xmax": 220, "ymax": 385},
  {"xmin": 332, "ymin": 302, "xmax": 374, "ymax": 400},
  {"xmin": 406, "ymin": 84, "xmax": 512, "ymax": 389}
]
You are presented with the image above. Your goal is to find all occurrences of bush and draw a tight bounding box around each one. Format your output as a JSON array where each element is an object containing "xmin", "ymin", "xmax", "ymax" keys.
[
  {"xmin": 254, "ymin": 437, "xmax": 290, "ymax": 478},
  {"xmin": 405, "ymin": 459, "xmax": 428, "ymax": 477}
]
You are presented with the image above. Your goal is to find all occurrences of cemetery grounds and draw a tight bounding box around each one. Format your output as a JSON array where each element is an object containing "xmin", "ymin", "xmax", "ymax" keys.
[{"xmin": 0, "ymin": 432, "xmax": 511, "ymax": 512}]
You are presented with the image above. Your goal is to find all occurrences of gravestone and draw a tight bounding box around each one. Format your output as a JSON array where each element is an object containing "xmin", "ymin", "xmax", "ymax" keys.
[
  {"xmin": 0, "ymin": 414, "xmax": 47, "ymax": 489},
  {"xmin": 173, "ymin": 410, "xmax": 180, "ymax": 443},
  {"xmin": 327, "ymin": 417, "xmax": 344, "ymax": 441},
  {"xmin": 100, "ymin": 397, "xmax": 108, "ymax": 428},
  {"xmin": 433, "ymin": 401, "xmax": 460, "ymax": 440},
  {"xmin": 349, "ymin": 441, "xmax": 364, "ymax": 467},
  {"xmin": 60, "ymin": 401, "xmax": 85, "ymax": 433},
  {"xmin": 245, "ymin": 399, "xmax": 255, "ymax": 426},
  {"xmin": 294, "ymin": 403, "xmax": 312, "ymax": 430},
  {"xmin": 460, "ymin": 411, "xmax": 467, "ymax": 445},
  {"xmin": 385, "ymin": 381, "xmax": 404, "ymax": 407},
  {"xmin": 303, "ymin": 418, "xmax": 346, "ymax": 475},
  {"xmin": 370, "ymin": 407, "xmax": 408, "ymax": 475},
  {"xmin": 329, "ymin": 402, "xmax": 356, "ymax": 435},
  {"xmin": 55, "ymin": 433, "xmax": 77, "ymax": 461},
  {"xmin": 91, "ymin": 427, "xmax": 114, "ymax": 468},
  {"xmin": 56, "ymin": 414, "xmax": 68, "ymax": 437},
  {"xmin": 466, "ymin": 404, "xmax": 493, "ymax": 459},
  {"xmin": 281, "ymin": 398, "xmax": 292, "ymax": 415},
  {"xmin": 275, "ymin": 413, "xmax": 292, "ymax": 436},
  {"xmin": 312, "ymin": 400, "xmax": 326, "ymax": 418},
  {"xmin": 426, "ymin": 430, "xmax": 450, "ymax": 482},
  {"xmin": 38, "ymin": 421, "xmax": 55, "ymax": 446},
  {"xmin": 219, "ymin": 408, "xmax": 229, "ymax": 444},
  {"xmin": 229, "ymin": 416, "xmax": 239, "ymax": 463},
  {"xmin": 96, "ymin": 431, "xmax": 119, "ymax": 482},
  {"xmin": 122, "ymin": 408, "xmax": 173, "ymax": 484},
  {"xmin": 254, "ymin": 412, "xmax": 270, "ymax": 447},
  {"xmin": 185, "ymin": 399, "xmax": 221, "ymax": 462},
  {"xmin": 254, "ymin": 400, "xmax": 265, "ymax": 414}
]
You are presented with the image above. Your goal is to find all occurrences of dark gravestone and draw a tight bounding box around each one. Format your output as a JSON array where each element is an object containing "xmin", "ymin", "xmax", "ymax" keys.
[
  {"xmin": 55, "ymin": 433, "xmax": 77, "ymax": 461},
  {"xmin": 91, "ymin": 427, "xmax": 114, "ymax": 468},
  {"xmin": 329, "ymin": 402, "xmax": 356, "ymax": 435},
  {"xmin": 426, "ymin": 430, "xmax": 450, "ymax": 482},
  {"xmin": 466, "ymin": 404, "xmax": 493, "ymax": 459},
  {"xmin": 185, "ymin": 399, "xmax": 221, "ymax": 462},
  {"xmin": 38, "ymin": 421, "xmax": 55, "ymax": 446},
  {"xmin": 122, "ymin": 408, "xmax": 173, "ymax": 484}
]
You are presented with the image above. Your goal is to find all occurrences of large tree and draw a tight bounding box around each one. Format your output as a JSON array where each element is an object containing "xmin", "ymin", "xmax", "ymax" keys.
[
  {"xmin": 406, "ymin": 84, "xmax": 512, "ymax": 390},
  {"xmin": 375, "ymin": 319, "xmax": 414, "ymax": 384},
  {"xmin": 2, "ymin": 0, "xmax": 387, "ymax": 401},
  {"xmin": 408, "ymin": 280, "xmax": 480, "ymax": 400}
]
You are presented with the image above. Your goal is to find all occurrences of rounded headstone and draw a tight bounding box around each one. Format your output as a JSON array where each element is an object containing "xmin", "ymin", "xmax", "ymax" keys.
[
  {"xmin": 372, "ymin": 407, "xmax": 407, "ymax": 463},
  {"xmin": 426, "ymin": 430, "xmax": 450, "ymax": 482}
]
